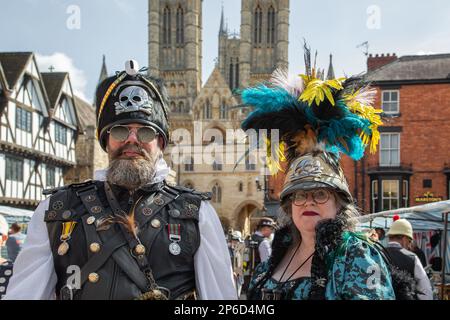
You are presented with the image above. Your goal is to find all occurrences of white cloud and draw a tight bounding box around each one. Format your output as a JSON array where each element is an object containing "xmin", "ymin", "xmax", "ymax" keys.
[{"xmin": 35, "ymin": 52, "xmax": 88, "ymax": 102}]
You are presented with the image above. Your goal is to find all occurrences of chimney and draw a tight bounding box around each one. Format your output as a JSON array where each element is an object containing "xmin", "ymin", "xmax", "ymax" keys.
[{"xmin": 367, "ymin": 53, "xmax": 398, "ymax": 71}]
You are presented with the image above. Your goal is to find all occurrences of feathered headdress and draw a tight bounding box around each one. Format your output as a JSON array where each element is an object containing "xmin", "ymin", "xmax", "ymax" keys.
[{"xmin": 241, "ymin": 43, "xmax": 382, "ymax": 174}]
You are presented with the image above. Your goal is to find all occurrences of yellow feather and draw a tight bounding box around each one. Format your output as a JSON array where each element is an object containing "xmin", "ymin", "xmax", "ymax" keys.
[
  {"xmin": 299, "ymin": 76, "xmax": 345, "ymax": 107},
  {"xmin": 264, "ymin": 137, "xmax": 286, "ymax": 175}
]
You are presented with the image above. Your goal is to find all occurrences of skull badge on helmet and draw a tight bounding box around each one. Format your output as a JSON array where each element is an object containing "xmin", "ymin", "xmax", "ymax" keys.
[{"xmin": 114, "ymin": 86, "xmax": 153, "ymax": 116}]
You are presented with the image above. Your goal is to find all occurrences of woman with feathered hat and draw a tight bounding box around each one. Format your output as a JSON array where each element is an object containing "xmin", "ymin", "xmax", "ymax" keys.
[{"xmin": 243, "ymin": 45, "xmax": 414, "ymax": 300}]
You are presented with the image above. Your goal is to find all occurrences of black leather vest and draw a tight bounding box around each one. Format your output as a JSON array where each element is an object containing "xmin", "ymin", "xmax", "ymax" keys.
[
  {"xmin": 386, "ymin": 246, "xmax": 416, "ymax": 278},
  {"xmin": 44, "ymin": 180, "xmax": 210, "ymax": 300}
]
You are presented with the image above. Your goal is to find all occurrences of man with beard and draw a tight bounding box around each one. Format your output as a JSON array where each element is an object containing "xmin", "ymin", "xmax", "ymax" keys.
[{"xmin": 4, "ymin": 61, "xmax": 236, "ymax": 300}]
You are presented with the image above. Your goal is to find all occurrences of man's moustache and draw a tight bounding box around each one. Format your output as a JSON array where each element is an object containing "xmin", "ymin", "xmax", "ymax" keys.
[{"xmin": 113, "ymin": 145, "xmax": 147, "ymax": 159}]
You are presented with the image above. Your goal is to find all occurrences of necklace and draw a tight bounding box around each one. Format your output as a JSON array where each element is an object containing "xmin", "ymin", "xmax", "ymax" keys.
[{"xmin": 278, "ymin": 243, "xmax": 315, "ymax": 283}]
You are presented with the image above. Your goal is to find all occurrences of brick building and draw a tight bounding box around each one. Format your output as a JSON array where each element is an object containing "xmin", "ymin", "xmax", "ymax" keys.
[
  {"xmin": 341, "ymin": 53, "xmax": 450, "ymax": 214},
  {"xmin": 267, "ymin": 53, "xmax": 450, "ymax": 215}
]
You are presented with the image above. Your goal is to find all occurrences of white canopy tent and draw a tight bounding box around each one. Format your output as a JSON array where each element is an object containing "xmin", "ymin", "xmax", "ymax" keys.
[
  {"xmin": 356, "ymin": 200, "xmax": 450, "ymax": 231},
  {"xmin": 356, "ymin": 200, "xmax": 450, "ymax": 299},
  {"xmin": 0, "ymin": 205, "xmax": 34, "ymax": 218}
]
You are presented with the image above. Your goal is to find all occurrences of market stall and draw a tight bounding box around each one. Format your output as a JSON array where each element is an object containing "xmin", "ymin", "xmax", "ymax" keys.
[{"xmin": 356, "ymin": 200, "xmax": 450, "ymax": 299}]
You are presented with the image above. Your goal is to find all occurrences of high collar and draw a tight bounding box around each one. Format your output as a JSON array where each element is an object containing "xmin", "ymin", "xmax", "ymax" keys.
[{"xmin": 268, "ymin": 216, "xmax": 349, "ymax": 274}]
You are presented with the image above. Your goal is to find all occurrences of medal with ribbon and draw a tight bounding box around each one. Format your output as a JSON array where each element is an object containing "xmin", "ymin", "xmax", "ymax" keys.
[
  {"xmin": 58, "ymin": 221, "xmax": 77, "ymax": 256},
  {"xmin": 167, "ymin": 224, "xmax": 181, "ymax": 256}
]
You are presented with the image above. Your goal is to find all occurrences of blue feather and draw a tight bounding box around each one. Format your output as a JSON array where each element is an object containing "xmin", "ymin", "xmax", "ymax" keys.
[
  {"xmin": 242, "ymin": 85, "xmax": 299, "ymax": 128},
  {"xmin": 242, "ymin": 85, "xmax": 296, "ymax": 111},
  {"xmin": 317, "ymin": 106, "xmax": 371, "ymax": 160},
  {"xmin": 241, "ymin": 85, "xmax": 375, "ymax": 160}
]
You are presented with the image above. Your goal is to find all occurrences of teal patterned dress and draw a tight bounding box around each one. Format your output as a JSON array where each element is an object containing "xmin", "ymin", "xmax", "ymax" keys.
[{"xmin": 248, "ymin": 231, "xmax": 396, "ymax": 300}]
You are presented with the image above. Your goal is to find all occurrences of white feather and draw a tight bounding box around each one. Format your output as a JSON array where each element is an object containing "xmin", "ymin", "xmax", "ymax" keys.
[
  {"xmin": 270, "ymin": 68, "xmax": 304, "ymax": 96},
  {"xmin": 354, "ymin": 86, "xmax": 377, "ymax": 106}
]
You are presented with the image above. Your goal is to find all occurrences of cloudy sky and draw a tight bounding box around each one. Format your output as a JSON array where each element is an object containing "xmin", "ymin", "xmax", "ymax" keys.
[{"xmin": 1, "ymin": 0, "xmax": 449, "ymax": 102}]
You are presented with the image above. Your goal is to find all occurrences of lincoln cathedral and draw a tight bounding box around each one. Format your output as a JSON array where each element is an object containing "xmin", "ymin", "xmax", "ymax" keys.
[{"xmin": 148, "ymin": 0, "xmax": 290, "ymax": 235}]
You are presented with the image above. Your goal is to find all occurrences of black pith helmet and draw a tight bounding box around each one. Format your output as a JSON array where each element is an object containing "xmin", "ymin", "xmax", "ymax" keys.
[{"xmin": 95, "ymin": 60, "xmax": 170, "ymax": 151}]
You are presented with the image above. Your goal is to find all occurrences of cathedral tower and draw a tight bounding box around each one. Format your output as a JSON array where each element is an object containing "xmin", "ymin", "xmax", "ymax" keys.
[
  {"xmin": 148, "ymin": 0, "xmax": 202, "ymax": 116},
  {"xmin": 239, "ymin": 0, "xmax": 289, "ymax": 87}
]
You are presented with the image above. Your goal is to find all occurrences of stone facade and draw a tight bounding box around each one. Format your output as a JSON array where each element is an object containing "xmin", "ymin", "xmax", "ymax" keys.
[{"xmin": 148, "ymin": 0, "xmax": 290, "ymax": 235}]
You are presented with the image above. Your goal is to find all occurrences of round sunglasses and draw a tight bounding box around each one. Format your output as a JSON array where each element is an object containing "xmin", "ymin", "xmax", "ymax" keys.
[
  {"xmin": 292, "ymin": 189, "xmax": 331, "ymax": 206},
  {"xmin": 108, "ymin": 125, "xmax": 158, "ymax": 143}
]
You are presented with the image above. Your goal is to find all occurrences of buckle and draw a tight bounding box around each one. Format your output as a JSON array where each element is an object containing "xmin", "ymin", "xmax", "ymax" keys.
[{"xmin": 135, "ymin": 286, "xmax": 171, "ymax": 300}]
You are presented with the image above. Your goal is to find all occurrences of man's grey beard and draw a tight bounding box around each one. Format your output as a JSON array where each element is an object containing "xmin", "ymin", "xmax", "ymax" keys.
[{"xmin": 106, "ymin": 144, "xmax": 162, "ymax": 191}]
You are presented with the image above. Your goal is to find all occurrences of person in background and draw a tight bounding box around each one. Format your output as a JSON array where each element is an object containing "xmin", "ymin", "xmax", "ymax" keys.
[
  {"xmin": 375, "ymin": 228, "xmax": 386, "ymax": 242},
  {"xmin": 365, "ymin": 228, "xmax": 379, "ymax": 242},
  {"xmin": 6, "ymin": 223, "xmax": 26, "ymax": 262},
  {"xmin": 229, "ymin": 231, "xmax": 245, "ymax": 297},
  {"xmin": 386, "ymin": 218, "xmax": 433, "ymax": 300},
  {"xmin": 0, "ymin": 215, "xmax": 13, "ymax": 299},
  {"xmin": 251, "ymin": 218, "xmax": 276, "ymax": 264}
]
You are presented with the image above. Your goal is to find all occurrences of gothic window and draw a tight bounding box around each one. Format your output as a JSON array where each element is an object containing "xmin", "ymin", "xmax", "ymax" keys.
[
  {"xmin": 203, "ymin": 99, "xmax": 212, "ymax": 119},
  {"xmin": 254, "ymin": 5, "xmax": 262, "ymax": 45},
  {"xmin": 220, "ymin": 102, "xmax": 228, "ymax": 119},
  {"xmin": 178, "ymin": 101, "xmax": 184, "ymax": 113},
  {"xmin": 176, "ymin": 6, "xmax": 184, "ymax": 46},
  {"xmin": 212, "ymin": 183, "xmax": 222, "ymax": 203},
  {"xmin": 235, "ymin": 58, "xmax": 239, "ymax": 88},
  {"xmin": 170, "ymin": 101, "xmax": 176, "ymax": 112},
  {"xmin": 169, "ymin": 83, "xmax": 176, "ymax": 96},
  {"xmin": 163, "ymin": 6, "xmax": 171, "ymax": 46},
  {"xmin": 229, "ymin": 61, "xmax": 234, "ymax": 90},
  {"xmin": 238, "ymin": 182, "xmax": 243, "ymax": 192},
  {"xmin": 267, "ymin": 6, "xmax": 276, "ymax": 46}
]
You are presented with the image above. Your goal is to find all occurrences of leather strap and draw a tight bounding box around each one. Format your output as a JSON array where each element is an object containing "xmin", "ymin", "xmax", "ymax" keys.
[
  {"xmin": 60, "ymin": 231, "xmax": 126, "ymax": 300},
  {"xmin": 76, "ymin": 184, "xmax": 150, "ymax": 295},
  {"xmin": 104, "ymin": 182, "xmax": 152, "ymax": 287}
]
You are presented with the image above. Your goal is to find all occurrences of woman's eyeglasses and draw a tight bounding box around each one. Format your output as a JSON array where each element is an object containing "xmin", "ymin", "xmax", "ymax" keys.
[
  {"xmin": 108, "ymin": 125, "xmax": 158, "ymax": 143},
  {"xmin": 292, "ymin": 189, "xmax": 331, "ymax": 206}
]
